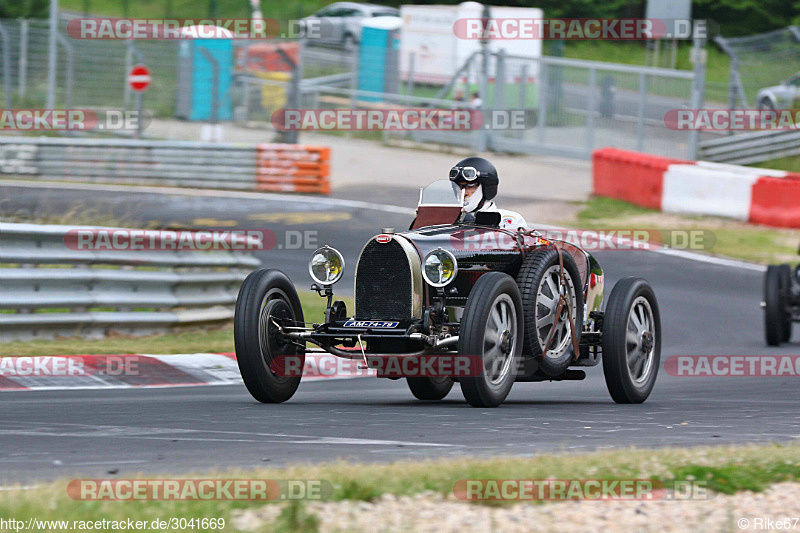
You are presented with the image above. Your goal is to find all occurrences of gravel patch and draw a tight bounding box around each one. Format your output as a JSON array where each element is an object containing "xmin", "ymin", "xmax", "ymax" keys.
[{"xmin": 232, "ymin": 483, "xmax": 800, "ymax": 532}]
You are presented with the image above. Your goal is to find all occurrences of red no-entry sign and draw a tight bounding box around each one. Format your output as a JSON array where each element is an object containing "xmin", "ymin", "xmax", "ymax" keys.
[{"xmin": 127, "ymin": 64, "xmax": 151, "ymax": 92}]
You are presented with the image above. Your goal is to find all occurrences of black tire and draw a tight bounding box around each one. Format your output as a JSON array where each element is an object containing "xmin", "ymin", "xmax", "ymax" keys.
[
  {"xmin": 459, "ymin": 272, "xmax": 524, "ymax": 408},
  {"xmin": 407, "ymin": 377, "xmax": 454, "ymax": 401},
  {"xmin": 765, "ymin": 265, "xmax": 790, "ymax": 346},
  {"xmin": 779, "ymin": 264, "xmax": 793, "ymax": 342},
  {"xmin": 234, "ymin": 269, "xmax": 305, "ymax": 403},
  {"xmin": 515, "ymin": 248, "xmax": 584, "ymax": 377},
  {"xmin": 343, "ymin": 33, "xmax": 356, "ymax": 51},
  {"xmin": 602, "ymin": 277, "xmax": 661, "ymax": 404},
  {"xmin": 758, "ymin": 98, "xmax": 776, "ymax": 112}
]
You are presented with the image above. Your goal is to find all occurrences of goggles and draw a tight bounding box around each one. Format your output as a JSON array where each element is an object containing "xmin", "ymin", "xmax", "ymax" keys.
[{"xmin": 449, "ymin": 166, "xmax": 480, "ymax": 182}]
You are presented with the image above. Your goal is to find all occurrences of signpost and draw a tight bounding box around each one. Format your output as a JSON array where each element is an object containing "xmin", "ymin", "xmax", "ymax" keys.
[{"xmin": 127, "ymin": 64, "xmax": 150, "ymax": 138}]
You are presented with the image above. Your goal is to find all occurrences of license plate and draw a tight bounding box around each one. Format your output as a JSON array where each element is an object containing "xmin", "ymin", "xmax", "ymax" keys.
[{"xmin": 342, "ymin": 320, "xmax": 399, "ymax": 328}]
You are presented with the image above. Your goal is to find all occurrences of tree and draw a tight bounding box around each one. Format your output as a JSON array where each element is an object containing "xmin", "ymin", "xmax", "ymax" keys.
[{"xmin": 0, "ymin": 0, "xmax": 49, "ymax": 18}]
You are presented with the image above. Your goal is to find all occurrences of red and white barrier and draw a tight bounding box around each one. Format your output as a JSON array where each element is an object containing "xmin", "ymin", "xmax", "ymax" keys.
[{"xmin": 593, "ymin": 148, "xmax": 800, "ymax": 228}]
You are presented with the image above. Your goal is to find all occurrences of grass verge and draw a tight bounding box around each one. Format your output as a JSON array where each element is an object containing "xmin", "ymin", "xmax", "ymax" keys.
[
  {"xmin": 573, "ymin": 196, "xmax": 800, "ymax": 264},
  {"xmin": 751, "ymin": 155, "xmax": 800, "ymax": 174},
  {"xmin": 3, "ymin": 442, "xmax": 800, "ymax": 529},
  {"xmin": 0, "ymin": 292, "xmax": 353, "ymax": 357}
]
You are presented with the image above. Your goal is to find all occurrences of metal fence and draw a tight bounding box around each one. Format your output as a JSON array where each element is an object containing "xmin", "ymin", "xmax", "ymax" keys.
[
  {"xmin": 716, "ymin": 26, "xmax": 800, "ymax": 110},
  {"xmin": 303, "ymin": 50, "xmax": 700, "ymax": 159},
  {"xmin": 0, "ymin": 221, "xmax": 260, "ymax": 341},
  {"xmin": 0, "ymin": 13, "xmax": 706, "ymax": 160}
]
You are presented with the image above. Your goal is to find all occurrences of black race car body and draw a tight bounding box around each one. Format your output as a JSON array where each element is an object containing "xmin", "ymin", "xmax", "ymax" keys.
[{"xmin": 234, "ymin": 180, "xmax": 661, "ymax": 407}]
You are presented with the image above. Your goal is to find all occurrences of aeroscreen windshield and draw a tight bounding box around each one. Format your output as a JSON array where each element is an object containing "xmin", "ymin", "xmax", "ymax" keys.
[{"xmin": 418, "ymin": 180, "xmax": 463, "ymax": 207}]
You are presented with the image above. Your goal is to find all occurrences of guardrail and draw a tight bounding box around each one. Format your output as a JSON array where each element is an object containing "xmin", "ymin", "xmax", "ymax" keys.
[
  {"xmin": 0, "ymin": 222, "xmax": 261, "ymax": 341},
  {"xmin": 699, "ymin": 129, "xmax": 800, "ymax": 165},
  {"xmin": 0, "ymin": 137, "xmax": 331, "ymax": 194}
]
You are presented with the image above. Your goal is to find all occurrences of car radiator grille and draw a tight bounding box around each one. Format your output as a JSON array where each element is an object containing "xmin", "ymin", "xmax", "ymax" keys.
[{"xmin": 355, "ymin": 239, "xmax": 413, "ymax": 320}]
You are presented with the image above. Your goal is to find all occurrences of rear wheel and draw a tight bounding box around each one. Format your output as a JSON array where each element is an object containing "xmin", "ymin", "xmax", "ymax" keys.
[
  {"xmin": 407, "ymin": 377, "xmax": 454, "ymax": 401},
  {"xmin": 234, "ymin": 269, "xmax": 305, "ymax": 403},
  {"xmin": 602, "ymin": 277, "xmax": 661, "ymax": 404},
  {"xmin": 459, "ymin": 272, "xmax": 524, "ymax": 408}
]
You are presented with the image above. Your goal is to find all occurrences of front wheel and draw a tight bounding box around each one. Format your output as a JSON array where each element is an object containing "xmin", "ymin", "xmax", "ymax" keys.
[
  {"xmin": 459, "ymin": 272, "xmax": 524, "ymax": 408},
  {"xmin": 602, "ymin": 277, "xmax": 661, "ymax": 404},
  {"xmin": 234, "ymin": 269, "xmax": 305, "ymax": 403}
]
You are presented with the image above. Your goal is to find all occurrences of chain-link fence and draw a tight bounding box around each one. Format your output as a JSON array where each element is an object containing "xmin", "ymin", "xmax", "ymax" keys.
[
  {"xmin": 0, "ymin": 13, "xmax": 705, "ymax": 159},
  {"xmin": 716, "ymin": 26, "xmax": 800, "ymax": 110}
]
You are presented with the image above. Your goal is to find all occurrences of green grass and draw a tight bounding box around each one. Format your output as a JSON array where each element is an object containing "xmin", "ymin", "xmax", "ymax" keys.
[
  {"xmin": 750, "ymin": 155, "xmax": 800, "ymax": 173},
  {"xmin": 0, "ymin": 291, "xmax": 353, "ymax": 356},
  {"xmin": 576, "ymin": 195, "xmax": 655, "ymax": 222},
  {"xmin": 575, "ymin": 196, "xmax": 800, "ymax": 264},
  {"xmin": 3, "ymin": 442, "xmax": 800, "ymax": 529}
]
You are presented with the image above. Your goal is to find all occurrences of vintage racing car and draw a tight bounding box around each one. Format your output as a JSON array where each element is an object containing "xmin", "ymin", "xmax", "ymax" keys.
[
  {"xmin": 763, "ymin": 251, "xmax": 800, "ymax": 346},
  {"xmin": 234, "ymin": 180, "xmax": 662, "ymax": 407}
]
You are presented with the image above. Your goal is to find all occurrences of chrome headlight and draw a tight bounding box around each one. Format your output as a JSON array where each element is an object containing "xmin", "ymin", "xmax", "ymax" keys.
[
  {"xmin": 423, "ymin": 248, "xmax": 458, "ymax": 287},
  {"xmin": 309, "ymin": 245, "xmax": 345, "ymax": 286}
]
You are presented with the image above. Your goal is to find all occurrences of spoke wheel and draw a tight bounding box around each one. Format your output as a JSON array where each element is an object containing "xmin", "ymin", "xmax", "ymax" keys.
[
  {"xmin": 602, "ymin": 277, "xmax": 661, "ymax": 404},
  {"xmin": 459, "ymin": 272, "xmax": 524, "ymax": 408},
  {"xmin": 516, "ymin": 249, "xmax": 583, "ymax": 377},
  {"xmin": 625, "ymin": 297, "xmax": 656, "ymax": 386}
]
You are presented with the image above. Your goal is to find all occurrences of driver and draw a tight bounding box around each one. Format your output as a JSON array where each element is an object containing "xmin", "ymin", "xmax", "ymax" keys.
[{"xmin": 449, "ymin": 157, "xmax": 528, "ymax": 230}]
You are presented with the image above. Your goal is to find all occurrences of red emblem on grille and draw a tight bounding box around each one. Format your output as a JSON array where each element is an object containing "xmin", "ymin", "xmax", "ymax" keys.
[{"xmin": 376, "ymin": 235, "xmax": 391, "ymax": 243}]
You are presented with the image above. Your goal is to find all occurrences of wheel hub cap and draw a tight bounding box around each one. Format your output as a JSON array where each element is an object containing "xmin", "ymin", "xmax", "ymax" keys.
[
  {"xmin": 641, "ymin": 331, "xmax": 654, "ymax": 353},
  {"xmin": 499, "ymin": 330, "xmax": 512, "ymax": 354}
]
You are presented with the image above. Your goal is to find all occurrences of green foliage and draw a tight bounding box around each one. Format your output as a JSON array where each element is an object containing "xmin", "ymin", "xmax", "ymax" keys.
[
  {"xmin": 0, "ymin": 0, "xmax": 48, "ymax": 18},
  {"xmin": 273, "ymin": 501, "xmax": 320, "ymax": 533}
]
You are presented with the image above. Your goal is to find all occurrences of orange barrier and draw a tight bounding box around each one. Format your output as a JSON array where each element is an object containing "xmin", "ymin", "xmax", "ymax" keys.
[
  {"xmin": 750, "ymin": 173, "xmax": 800, "ymax": 228},
  {"xmin": 255, "ymin": 144, "xmax": 331, "ymax": 194},
  {"xmin": 592, "ymin": 148, "xmax": 689, "ymax": 210},
  {"xmin": 236, "ymin": 42, "xmax": 300, "ymax": 73}
]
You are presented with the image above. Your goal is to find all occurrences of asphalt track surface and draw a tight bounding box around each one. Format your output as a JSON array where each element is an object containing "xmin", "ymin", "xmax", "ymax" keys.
[{"xmin": 1, "ymin": 181, "xmax": 799, "ymax": 485}]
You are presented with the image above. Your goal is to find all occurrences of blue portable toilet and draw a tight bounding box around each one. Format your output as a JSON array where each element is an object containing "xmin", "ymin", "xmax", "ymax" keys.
[
  {"xmin": 357, "ymin": 17, "xmax": 402, "ymax": 102},
  {"xmin": 175, "ymin": 25, "xmax": 233, "ymax": 121}
]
